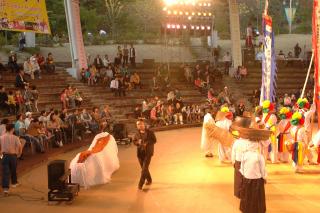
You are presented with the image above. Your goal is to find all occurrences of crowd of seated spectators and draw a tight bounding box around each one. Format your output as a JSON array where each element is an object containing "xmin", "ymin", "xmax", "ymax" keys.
[
  {"xmin": 0, "ymin": 104, "xmax": 114, "ymax": 159},
  {"xmin": 80, "ymin": 54, "xmax": 141, "ymax": 97},
  {"xmin": 133, "ymin": 94, "xmax": 204, "ymax": 127}
]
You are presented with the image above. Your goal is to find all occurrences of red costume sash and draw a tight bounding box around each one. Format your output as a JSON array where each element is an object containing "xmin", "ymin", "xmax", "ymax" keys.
[
  {"xmin": 77, "ymin": 135, "xmax": 111, "ymax": 163},
  {"xmin": 278, "ymin": 121, "xmax": 291, "ymax": 152}
]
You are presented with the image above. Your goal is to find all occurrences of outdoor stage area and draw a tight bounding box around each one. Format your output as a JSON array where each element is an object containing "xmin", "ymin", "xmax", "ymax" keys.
[{"xmin": 1, "ymin": 128, "xmax": 320, "ymax": 212}]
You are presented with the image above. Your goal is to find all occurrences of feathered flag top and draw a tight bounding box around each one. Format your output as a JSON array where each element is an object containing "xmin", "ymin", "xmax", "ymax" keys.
[
  {"xmin": 295, "ymin": 98, "xmax": 310, "ymax": 110},
  {"xmin": 279, "ymin": 107, "xmax": 293, "ymax": 120},
  {"xmin": 262, "ymin": 100, "xmax": 275, "ymax": 113},
  {"xmin": 290, "ymin": 111, "xmax": 305, "ymax": 126}
]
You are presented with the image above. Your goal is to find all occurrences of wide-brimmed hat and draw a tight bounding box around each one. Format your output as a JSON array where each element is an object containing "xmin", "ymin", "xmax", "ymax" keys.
[{"xmin": 230, "ymin": 116, "xmax": 271, "ymax": 141}]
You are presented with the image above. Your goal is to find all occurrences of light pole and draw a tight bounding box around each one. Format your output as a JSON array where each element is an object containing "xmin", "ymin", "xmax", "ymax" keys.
[{"xmin": 283, "ymin": 0, "xmax": 299, "ymax": 34}]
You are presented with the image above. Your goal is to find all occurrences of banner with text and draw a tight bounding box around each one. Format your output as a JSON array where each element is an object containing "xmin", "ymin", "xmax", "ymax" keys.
[
  {"xmin": 0, "ymin": 0, "xmax": 51, "ymax": 34},
  {"xmin": 260, "ymin": 15, "xmax": 277, "ymax": 104},
  {"xmin": 313, "ymin": 0, "xmax": 320, "ymax": 127}
]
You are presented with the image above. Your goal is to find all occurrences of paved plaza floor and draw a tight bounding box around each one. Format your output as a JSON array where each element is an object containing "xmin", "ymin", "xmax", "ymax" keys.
[{"xmin": 0, "ymin": 128, "xmax": 319, "ymax": 213}]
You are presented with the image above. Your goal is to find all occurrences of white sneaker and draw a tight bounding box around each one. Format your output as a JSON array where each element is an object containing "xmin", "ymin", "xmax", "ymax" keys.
[
  {"xmin": 3, "ymin": 189, "xmax": 9, "ymax": 196},
  {"xmin": 59, "ymin": 141, "xmax": 63, "ymax": 147},
  {"xmin": 12, "ymin": 183, "xmax": 20, "ymax": 188}
]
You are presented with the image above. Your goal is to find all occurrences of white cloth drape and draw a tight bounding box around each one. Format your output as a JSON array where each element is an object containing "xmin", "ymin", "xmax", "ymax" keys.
[{"xmin": 70, "ymin": 132, "xmax": 120, "ymax": 189}]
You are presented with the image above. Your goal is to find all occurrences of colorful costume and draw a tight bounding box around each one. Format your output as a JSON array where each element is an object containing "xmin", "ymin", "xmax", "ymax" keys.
[
  {"xmin": 261, "ymin": 100, "xmax": 278, "ymax": 163},
  {"xmin": 296, "ymin": 98, "xmax": 316, "ymax": 164},
  {"xmin": 277, "ymin": 107, "xmax": 292, "ymax": 163},
  {"xmin": 289, "ymin": 112, "xmax": 307, "ymax": 173}
]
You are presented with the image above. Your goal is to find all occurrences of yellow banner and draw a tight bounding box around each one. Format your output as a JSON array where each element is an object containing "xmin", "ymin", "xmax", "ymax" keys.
[{"xmin": 0, "ymin": 0, "xmax": 51, "ymax": 34}]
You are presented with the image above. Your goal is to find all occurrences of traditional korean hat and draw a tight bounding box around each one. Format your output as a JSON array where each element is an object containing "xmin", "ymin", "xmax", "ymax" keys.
[
  {"xmin": 279, "ymin": 107, "xmax": 293, "ymax": 120},
  {"xmin": 262, "ymin": 100, "xmax": 275, "ymax": 113},
  {"xmin": 295, "ymin": 98, "xmax": 310, "ymax": 110},
  {"xmin": 230, "ymin": 116, "xmax": 272, "ymax": 141},
  {"xmin": 290, "ymin": 111, "xmax": 305, "ymax": 126},
  {"xmin": 215, "ymin": 106, "xmax": 233, "ymax": 121}
]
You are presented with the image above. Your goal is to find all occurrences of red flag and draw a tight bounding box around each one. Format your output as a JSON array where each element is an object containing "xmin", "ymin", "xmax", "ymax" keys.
[{"xmin": 313, "ymin": 0, "xmax": 320, "ymax": 128}]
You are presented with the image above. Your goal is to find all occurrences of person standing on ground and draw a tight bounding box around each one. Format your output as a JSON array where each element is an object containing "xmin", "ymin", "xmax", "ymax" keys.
[
  {"xmin": 129, "ymin": 44, "xmax": 136, "ymax": 68},
  {"xmin": 133, "ymin": 119, "xmax": 157, "ymax": 190},
  {"xmin": 222, "ymin": 52, "xmax": 231, "ymax": 75},
  {"xmin": 123, "ymin": 44, "xmax": 129, "ymax": 67},
  {"xmin": 201, "ymin": 109, "xmax": 216, "ymax": 158},
  {"xmin": 0, "ymin": 124, "xmax": 22, "ymax": 196}
]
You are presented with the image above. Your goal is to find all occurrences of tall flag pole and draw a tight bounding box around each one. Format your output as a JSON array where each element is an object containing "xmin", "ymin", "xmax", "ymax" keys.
[
  {"xmin": 313, "ymin": 0, "xmax": 320, "ymax": 128},
  {"xmin": 260, "ymin": 0, "xmax": 277, "ymax": 105}
]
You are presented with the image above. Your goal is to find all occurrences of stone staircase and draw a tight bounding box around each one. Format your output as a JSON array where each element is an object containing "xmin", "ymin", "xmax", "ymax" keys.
[
  {"xmin": 227, "ymin": 64, "xmax": 313, "ymax": 109},
  {"xmin": 0, "ymin": 64, "xmax": 211, "ymax": 132}
]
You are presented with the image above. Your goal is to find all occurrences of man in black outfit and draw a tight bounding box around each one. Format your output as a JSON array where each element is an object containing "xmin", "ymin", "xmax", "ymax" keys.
[
  {"xmin": 129, "ymin": 44, "xmax": 136, "ymax": 68},
  {"xmin": 133, "ymin": 119, "xmax": 157, "ymax": 190}
]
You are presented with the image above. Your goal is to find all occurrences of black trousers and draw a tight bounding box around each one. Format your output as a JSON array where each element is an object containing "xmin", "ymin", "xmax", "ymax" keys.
[
  {"xmin": 138, "ymin": 153, "xmax": 152, "ymax": 187},
  {"xmin": 130, "ymin": 57, "xmax": 136, "ymax": 67},
  {"xmin": 123, "ymin": 56, "xmax": 129, "ymax": 66}
]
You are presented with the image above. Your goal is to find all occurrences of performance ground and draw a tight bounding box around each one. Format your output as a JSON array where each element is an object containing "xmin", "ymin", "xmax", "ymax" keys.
[{"xmin": 0, "ymin": 128, "xmax": 320, "ymax": 213}]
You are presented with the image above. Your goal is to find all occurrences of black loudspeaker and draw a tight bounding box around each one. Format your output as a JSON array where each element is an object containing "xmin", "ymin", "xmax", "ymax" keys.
[
  {"xmin": 143, "ymin": 59, "xmax": 155, "ymax": 68},
  {"xmin": 48, "ymin": 160, "xmax": 69, "ymax": 190}
]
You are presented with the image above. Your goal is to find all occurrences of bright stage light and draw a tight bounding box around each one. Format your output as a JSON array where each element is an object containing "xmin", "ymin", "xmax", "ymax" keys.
[
  {"xmin": 185, "ymin": 12, "xmax": 189, "ymax": 15},
  {"xmin": 167, "ymin": 24, "xmax": 171, "ymax": 29},
  {"xmin": 197, "ymin": 12, "xmax": 201, "ymax": 16},
  {"xmin": 179, "ymin": 11, "xmax": 183, "ymax": 15},
  {"xmin": 188, "ymin": 16, "xmax": 192, "ymax": 20},
  {"xmin": 196, "ymin": 26, "xmax": 200, "ymax": 30},
  {"xmin": 163, "ymin": 7, "xmax": 167, "ymax": 11},
  {"xmin": 164, "ymin": 0, "xmax": 176, "ymax": 6},
  {"xmin": 203, "ymin": 13, "xmax": 207, "ymax": 16},
  {"xmin": 204, "ymin": 3, "xmax": 207, "ymax": 6},
  {"xmin": 192, "ymin": 12, "xmax": 195, "ymax": 16},
  {"xmin": 207, "ymin": 26, "xmax": 211, "ymax": 30},
  {"xmin": 183, "ymin": 25, "xmax": 187, "ymax": 29},
  {"xmin": 168, "ymin": 10, "xmax": 172, "ymax": 14},
  {"xmin": 173, "ymin": 10, "xmax": 178, "ymax": 15},
  {"xmin": 177, "ymin": 25, "xmax": 181, "ymax": 29},
  {"xmin": 191, "ymin": 25, "xmax": 195, "ymax": 29},
  {"xmin": 208, "ymin": 12, "xmax": 212, "ymax": 16},
  {"xmin": 201, "ymin": 26, "xmax": 205, "ymax": 30},
  {"xmin": 172, "ymin": 24, "xmax": 176, "ymax": 29}
]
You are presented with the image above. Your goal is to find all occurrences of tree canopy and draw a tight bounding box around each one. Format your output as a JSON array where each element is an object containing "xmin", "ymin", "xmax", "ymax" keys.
[{"xmin": 45, "ymin": 0, "xmax": 312, "ymax": 40}]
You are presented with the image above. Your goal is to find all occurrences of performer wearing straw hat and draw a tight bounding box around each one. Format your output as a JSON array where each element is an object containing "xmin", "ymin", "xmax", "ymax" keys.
[
  {"xmin": 261, "ymin": 100, "xmax": 278, "ymax": 163},
  {"xmin": 277, "ymin": 107, "xmax": 293, "ymax": 163},
  {"xmin": 230, "ymin": 117, "xmax": 270, "ymax": 213},
  {"xmin": 215, "ymin": 106, "xmax": 233, "ymax": 163},
  {"xmin": 201, "ymin": 109, "xmax": 216, "ymax": 158}
]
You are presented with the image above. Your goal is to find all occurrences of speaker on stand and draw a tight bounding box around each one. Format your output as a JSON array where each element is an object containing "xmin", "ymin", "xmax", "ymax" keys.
[{"xmin": 47, "ymin": 160, "xmax": 80, "ymax": 204}]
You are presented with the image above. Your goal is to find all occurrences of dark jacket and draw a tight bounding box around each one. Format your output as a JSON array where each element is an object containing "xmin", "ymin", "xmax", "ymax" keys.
[
  {"xmin": 133, "ymin": 129, "xmax": 156, "ymax": 157},
  {"xmin": 15, "ymin": 74, "xmax": 27, "ymax": 89}
]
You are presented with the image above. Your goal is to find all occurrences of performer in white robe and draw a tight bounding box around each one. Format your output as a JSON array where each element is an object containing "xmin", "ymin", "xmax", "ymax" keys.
[
  {"xmin": 261, "ymin": 100, "xmax": 278, "ymax": 163},
  {"xmin": 215, "ymin": 107, "xmax": 233, "ymax": 162},
  {"xmin": 277, "ymin": 107, "xmax": 292, "ymax": 163},
  {"xmin": 310, "ymin": 130, "xmax": 320, "ymax": 164},
  {"xmin": 231, "ymin": 138, "xmax": 249, "ymax": 198},
  {"xmin": 288, "ymin": 112, "xmax": 308, "ymax": 173},
  {"xmin": 240, "ymin": 142, "xmax": 267, "ymax": 213},
  {"xmin": 255, "ymin": 107, "xmax": 271, "ymax": 161},
  {"xmin": 296, "ymin": 99, "xmax": 316, "ymax": 164},
  {"xmin": 201, "ymin": 111, "xmax": 216, "ymax": 157}
]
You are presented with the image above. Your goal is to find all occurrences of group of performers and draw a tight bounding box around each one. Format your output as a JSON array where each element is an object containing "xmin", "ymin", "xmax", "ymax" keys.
[{"xmin": 201, "ymin": 98, "xmax": 320, "ymax": 213}]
